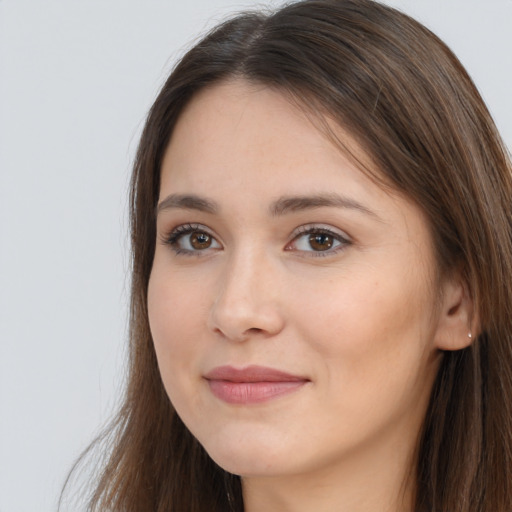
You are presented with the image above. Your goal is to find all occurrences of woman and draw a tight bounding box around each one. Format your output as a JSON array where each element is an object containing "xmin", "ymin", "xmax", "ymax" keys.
[{"xmin": 72, "ymin": 0, "xmax": 512, "ymax": 510}]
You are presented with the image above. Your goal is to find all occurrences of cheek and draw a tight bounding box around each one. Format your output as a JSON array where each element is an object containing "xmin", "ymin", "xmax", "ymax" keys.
[
  {"xmin": 147, "ymin": 274, "xmax": 213, "ymax": 431},
  {"xmin": 147, "ymin": 264, "xmax": 208, "ymax": 392},
  {"xmin": 290, "ymin": 273, "xmax": 438, "ymax": 440},
  {"xmin": 148, "ymin": 256, "xmax": 211, "ymax": 338},
  {"xmin": 289, "ymin": 264, "xmax": 435, "ymax": 385}
]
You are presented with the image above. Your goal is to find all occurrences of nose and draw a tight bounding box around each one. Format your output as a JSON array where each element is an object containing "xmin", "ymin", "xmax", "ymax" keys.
[{"xmin": 207, "ymin": 250, "xmax": 285, "ymax": 342}]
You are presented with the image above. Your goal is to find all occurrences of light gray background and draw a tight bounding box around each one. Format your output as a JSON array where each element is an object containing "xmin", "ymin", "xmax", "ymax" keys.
[{"xmin": 1, "ymin": 1, "xmax": 511, "ymax": 511}]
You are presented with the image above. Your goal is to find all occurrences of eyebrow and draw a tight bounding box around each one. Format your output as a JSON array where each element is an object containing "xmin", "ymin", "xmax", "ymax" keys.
[
  {"xmin": 156, "ymin": 194, "xmax": 219, "ymax": 215},
  {"xmin": 269, "ymin": 193, "xmax": 380, "ymax": 219},
  {"xmin": 156, "ymin": 192, "xmax": 380, "ymax": 220}
]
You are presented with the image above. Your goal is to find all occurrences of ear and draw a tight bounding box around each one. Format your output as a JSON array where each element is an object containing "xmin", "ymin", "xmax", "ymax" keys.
[{"xmin": 434, "ymin": 273, "xmax": 479, "ymax": 351}]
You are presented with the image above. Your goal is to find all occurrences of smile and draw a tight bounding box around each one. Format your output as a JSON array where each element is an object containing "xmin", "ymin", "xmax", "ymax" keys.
[{"xmin": 204, "ymin": 365, "xmax": 309, "ymax": 405}]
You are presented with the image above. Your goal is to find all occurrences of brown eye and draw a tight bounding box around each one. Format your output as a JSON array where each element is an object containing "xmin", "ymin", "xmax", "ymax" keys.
[
  {"xmin": 308, "ymin": 233, "xmax": 334, "ymax": 251},
  {"xmin": 287, "ymin": 226, "xmax": 349, "ymax": 256},
  {"xmin": 166, "ymin": 224, "xmax": 221, "ymax": 254},
  {"xmin": 190, "ymin": 231, "xmax": 212, "ymax": 250}
]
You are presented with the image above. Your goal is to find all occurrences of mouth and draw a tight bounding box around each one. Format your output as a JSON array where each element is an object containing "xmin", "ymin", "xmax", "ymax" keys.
[{"xmin": 203, "ymin": 365, "xmax": 309, "ymax": 405}]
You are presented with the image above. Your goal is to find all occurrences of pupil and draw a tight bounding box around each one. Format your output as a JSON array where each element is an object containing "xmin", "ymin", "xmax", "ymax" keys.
[
  {"xmin": 191, "ymin": 232, "xmax": 211, "ymax": 249},
  {"xmin": 309, "ymin": 233, "xmax": 333, "ymax": 251}
]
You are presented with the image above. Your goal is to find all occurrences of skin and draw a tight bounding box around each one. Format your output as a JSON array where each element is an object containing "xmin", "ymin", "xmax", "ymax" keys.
[{"xmin": 147, "ymin": 79, "xmax": 473, "ymax": 512}]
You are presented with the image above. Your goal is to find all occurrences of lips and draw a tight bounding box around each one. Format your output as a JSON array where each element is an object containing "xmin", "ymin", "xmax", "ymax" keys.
[{"xmin": 204, "ymin": 365, "xmax": 309, "ymax": 404}]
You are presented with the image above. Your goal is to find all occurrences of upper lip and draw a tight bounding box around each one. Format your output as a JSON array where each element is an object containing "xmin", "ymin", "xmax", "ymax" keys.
[{"xmin": 204, "ymin": 365, "xmax": 308, "ymax": 383}]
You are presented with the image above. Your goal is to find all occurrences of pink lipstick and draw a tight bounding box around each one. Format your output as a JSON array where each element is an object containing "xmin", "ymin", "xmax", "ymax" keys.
[{"xmin": 204, "ymin": 365, "xmax": 308, "ymax": 405}]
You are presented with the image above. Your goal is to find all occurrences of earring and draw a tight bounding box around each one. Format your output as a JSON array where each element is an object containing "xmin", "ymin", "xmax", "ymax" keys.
[{"xmin": 468, "ymin": 332, "xmax": 472, "ymax": 339}]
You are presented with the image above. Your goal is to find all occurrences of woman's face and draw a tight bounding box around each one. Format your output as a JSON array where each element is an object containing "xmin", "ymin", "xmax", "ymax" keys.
[{"xmin": 148, "ymin": 80, "xmax": 452, "ymax": 480}]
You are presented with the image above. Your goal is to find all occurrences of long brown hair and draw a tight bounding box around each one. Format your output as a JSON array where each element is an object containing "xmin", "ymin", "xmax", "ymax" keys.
[{"xmin": 68, "ymin": 1, "xmax": 512, "ymax": 510}]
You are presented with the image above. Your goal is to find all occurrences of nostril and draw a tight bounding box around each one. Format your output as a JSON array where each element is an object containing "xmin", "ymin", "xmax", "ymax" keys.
[{"xmin": 208, "ymin": 291, "xmax": 285, "ymax": 341}]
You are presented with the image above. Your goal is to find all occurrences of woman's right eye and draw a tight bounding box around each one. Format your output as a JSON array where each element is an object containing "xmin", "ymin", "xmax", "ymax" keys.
[{"xmin": 164, "ymin": 224, "xmax": 222, "ymax": 255}]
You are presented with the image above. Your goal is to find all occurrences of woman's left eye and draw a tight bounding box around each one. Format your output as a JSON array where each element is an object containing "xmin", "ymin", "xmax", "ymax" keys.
[{"xmin": 287, "ymin": 227, "xmax": 350, "ymax": 255}]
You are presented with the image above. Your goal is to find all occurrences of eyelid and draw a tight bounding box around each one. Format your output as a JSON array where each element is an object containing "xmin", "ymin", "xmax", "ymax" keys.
[
  {"xmin": 286, "ymin": 223, "xmax": 352, "ymax": 256},
  {"xmin": 161, "ymin": 223, "xmax": 222, "ymax": 255},
  {"xmin": 290, "ymin": 223, "xmax": 351, "ymax": 240}
]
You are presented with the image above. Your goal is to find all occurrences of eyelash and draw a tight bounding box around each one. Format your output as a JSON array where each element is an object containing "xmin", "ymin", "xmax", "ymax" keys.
[
  {"xmin": 162, "ymin": 223, "xmax": 218, "ymax": 256},
  {"xmin": 161, "ymin": 223, "xmax": 351, "ymax": 257},
  {"xmin": 287, "ymin": 225, "xmax": 351, "ymax": 257}
]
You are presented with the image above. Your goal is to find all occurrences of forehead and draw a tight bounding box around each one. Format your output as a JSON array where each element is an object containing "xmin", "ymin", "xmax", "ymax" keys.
[{"xmin": 161, "ymin": 79, "xmax": 381, "ymax": 201}]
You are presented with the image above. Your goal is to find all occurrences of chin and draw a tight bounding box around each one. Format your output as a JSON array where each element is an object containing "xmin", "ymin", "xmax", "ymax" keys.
[
  {"xmin": 197, "ymin": 431, "xmax": 296, "ymax": 477},
  {"xmin": 208, "ymin": 451, "xmax": 286, "ymax": 477}
]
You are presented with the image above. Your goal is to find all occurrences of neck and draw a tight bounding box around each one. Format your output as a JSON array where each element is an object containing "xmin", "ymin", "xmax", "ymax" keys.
[{"xmin": 242, "ymin": 428, "xmax": 417, "ymax": 512}]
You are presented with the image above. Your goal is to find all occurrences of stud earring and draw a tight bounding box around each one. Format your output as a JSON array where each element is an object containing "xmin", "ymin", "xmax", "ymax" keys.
[{"xmin": 468, "ymin": 332, "xmax": 472, "ymax": 339}]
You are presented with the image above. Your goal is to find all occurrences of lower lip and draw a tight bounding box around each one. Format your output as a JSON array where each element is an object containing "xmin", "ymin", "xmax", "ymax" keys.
[{"xmin": 207, "ymin": 380, "xmax": 307, "ymax": 404}]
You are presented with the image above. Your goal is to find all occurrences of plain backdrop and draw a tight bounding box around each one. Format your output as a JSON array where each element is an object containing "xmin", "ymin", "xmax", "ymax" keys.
[{"xmin": 1, "ymin": 1, "xmax": 511, "ymax": 510}]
